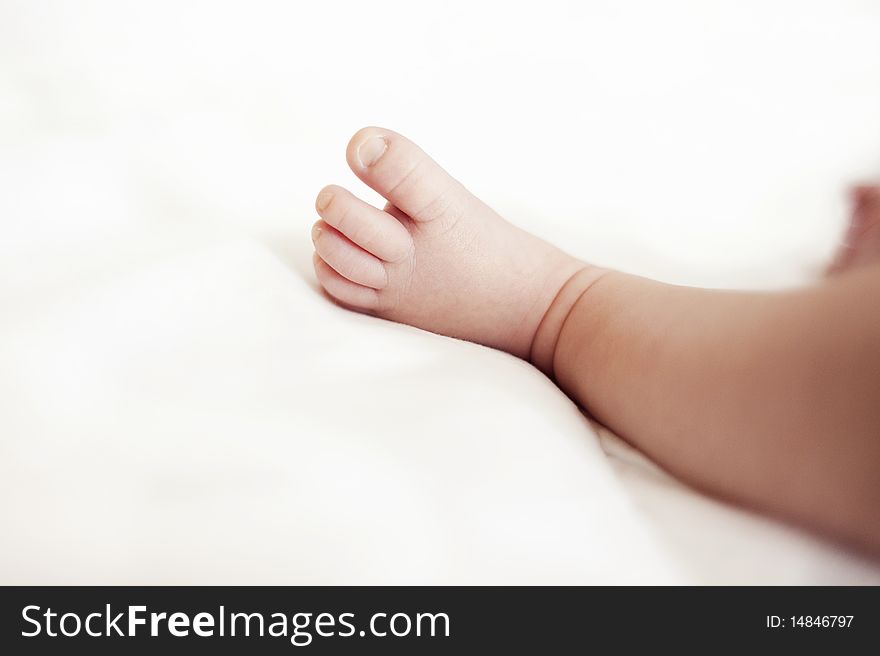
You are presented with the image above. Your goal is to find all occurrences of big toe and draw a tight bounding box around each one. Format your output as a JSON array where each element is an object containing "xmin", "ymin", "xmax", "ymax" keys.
[{"xmin": 345, "ymin": 126, "xmax": 474, "ymax": 225}]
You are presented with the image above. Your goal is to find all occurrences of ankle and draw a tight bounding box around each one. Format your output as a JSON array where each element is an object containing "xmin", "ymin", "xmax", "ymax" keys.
[{"xmin": 529, "ymin": 264, "xmax": 610, "ymax": 378}]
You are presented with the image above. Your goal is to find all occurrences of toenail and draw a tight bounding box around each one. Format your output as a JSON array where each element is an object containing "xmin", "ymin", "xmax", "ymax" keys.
[
  {"xmin": 357, "ymin": 136, "xmax": 388, "ymax": 168},
  {"xmin": 311, "ymin": 223, "xmax": 322, "ymax": 241},
  {"xmin": 316, "ymin": 190, "xmax": 334, "ymax": 212}
]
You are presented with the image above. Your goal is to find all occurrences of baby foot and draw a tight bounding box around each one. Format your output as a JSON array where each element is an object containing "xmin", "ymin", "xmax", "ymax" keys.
[
  {"xmin": 311, "ymin": 127, "xmax": 600, "ymax": 366},
  {"xmin": 827, "ymin": 185, "xmax": 880, "ymax": 276}
]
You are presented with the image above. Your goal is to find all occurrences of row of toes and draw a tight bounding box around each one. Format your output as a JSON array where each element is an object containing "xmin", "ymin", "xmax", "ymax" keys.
[{"xmin": 311, "ymin": 126, "xmax": 463, "ymax": 309}]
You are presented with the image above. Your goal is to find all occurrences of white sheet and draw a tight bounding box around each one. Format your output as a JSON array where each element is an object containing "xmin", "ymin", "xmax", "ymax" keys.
[{"xmin": 2, "ymin": 0, "xmax": 880, "ymax": 584}]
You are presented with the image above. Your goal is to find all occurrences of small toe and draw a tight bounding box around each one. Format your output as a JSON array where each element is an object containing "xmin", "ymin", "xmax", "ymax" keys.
[
  {"xmin": 312, "ymin": 220, "xmax": 388, "ymax": 289},
  {"xmin": 313, "ymin": 253, "xmax": 381, "ymax": 310},
  {"xmin": 315, "ymin": 185, "xmax": 413, "ymax": 263}
]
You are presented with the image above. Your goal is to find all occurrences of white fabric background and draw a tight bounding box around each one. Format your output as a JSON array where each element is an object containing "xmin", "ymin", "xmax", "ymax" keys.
[{"xmin": 1, "ymin": 0, "xmax": 879, "ymax": 583}]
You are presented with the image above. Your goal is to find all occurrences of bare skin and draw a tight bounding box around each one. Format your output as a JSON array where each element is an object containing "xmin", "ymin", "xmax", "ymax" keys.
[
  {"xmin": 827, "ymin": 185, "xmax": 880, "ymax": 275},
  {"xmin": 312, "ymin": 127, "xmax": 880, "ymax": 553}
]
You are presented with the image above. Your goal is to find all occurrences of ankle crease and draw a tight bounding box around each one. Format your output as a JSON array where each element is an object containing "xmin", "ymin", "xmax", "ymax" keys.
[{"xmin": 529, "ymin": 265, "xmax": 610, "ymax": 379}]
